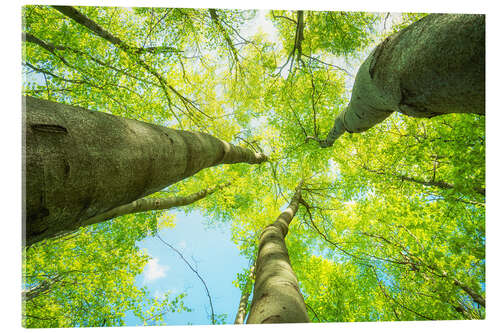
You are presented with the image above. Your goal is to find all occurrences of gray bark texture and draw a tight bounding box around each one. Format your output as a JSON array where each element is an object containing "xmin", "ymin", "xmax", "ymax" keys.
[
  {"xmin": 317, "ymin": 14, "xmax": 485, "ymax": 147},
  {"xmin": 24, "ymin": 96, "xmax": 266, "ymax": 246},
  {"xmin": 246, "ymin": 181, "xmax": 310, "ymax": 324},
  {"xmin": 80, "ymin": 182, "xmax": 230, "ymax": 227}
]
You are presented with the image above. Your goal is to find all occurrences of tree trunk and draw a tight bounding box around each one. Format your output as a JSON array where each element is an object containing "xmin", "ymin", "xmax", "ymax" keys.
[
  {"xmin": 246, "ymin": 181, "xmax": 310, "ymax": 324},
  {"xmin": 315, "ymin": 14, "xmax": 485, "ymax": 147},
  {"xmin": 79, "ymin": 182, "xmax": 230, "ymax": 227},
  {"xmin": 234, "ymin": 265, "xmax": 254, "ymax": 324},
  {"xmin": 24, "ymin": 96, "xmax": 266, "ymax": 246}
]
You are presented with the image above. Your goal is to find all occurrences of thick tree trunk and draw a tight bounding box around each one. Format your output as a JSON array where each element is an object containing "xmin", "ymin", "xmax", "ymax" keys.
[
  {"xmin": 315, "ymin": 14, "xmax": 485, "ymax": 147},
  {"xmin": 24, "ymin": 96, "xmax": 266, "ymax": 246},
  {"xmin": 234, "ymin": 265, "xmax": 254, "ymax": 324},
  {"xmin": 246, "ymin": 181, "xmax": 310, "ymax": 324},
  {"xmin": 80, "ymin": 182, "xmax": 230, "ymax": 227}
]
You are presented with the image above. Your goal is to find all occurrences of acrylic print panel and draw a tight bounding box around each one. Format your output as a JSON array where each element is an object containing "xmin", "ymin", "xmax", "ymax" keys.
[{"xmin": 21, "ymin": 0, "xmax": 485, "ymax": 328}]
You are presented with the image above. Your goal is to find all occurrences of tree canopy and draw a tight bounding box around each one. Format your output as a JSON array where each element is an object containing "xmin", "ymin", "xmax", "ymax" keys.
[{"xmin": 22, "ymin": 5, "xmax": 485, "ymax": 326}]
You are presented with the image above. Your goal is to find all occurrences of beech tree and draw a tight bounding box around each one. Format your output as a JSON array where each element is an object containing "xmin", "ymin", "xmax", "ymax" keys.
[
  {"xmin": 246, "ymin": 181, "xmax": 309, "ymax": 324},
  {"xmin": 307, "ymin": 14, "xmax": 485, "ymax": 147},
  {"xmin": 22, "ymin": 6, "xmax": 485, "ymax": 327},
  {"xmin": 25, "ymin": 96, "xmax": 266, "ymax": 246}
]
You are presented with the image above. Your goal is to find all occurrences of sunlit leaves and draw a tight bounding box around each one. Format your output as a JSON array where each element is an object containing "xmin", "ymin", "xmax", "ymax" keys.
[
  {"xmin": 22, "ymin": 213, "xmax": 189, "ymax": 327},
  {"xmin": 23, "ymin": 6, "xmax": 484, "ymax": 325}
]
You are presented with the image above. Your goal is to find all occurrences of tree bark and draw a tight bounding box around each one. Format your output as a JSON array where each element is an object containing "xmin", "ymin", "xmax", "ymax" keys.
[
  {"xmin": 234, "ymin": 265, "xmax": 254, "ymax": 324},
  {"xmin": 80, "ymin": 182, "xmax": 230, "ymax": 227},
  {"xmin": 246, "ymin": 181, "xmax": 310, "ymax": 324},
  {"xmin": 24, "ymin": 96, "xmax": 266, "ymax": 246},
  {"xmin": 315, "ymin": 14, "xmax": 485, "ymax": 147}
]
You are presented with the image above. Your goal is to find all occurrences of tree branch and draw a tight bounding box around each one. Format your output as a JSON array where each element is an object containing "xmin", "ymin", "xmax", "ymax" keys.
[
  {"xmin": 156, "ymin": 235, "xmax": 216, "ymax": 324},
  {"xmin": 51, "ymin": 5, "xmax": 207, "ymax": 127},
  {"xmin": 80, "ymin": 182, "xmax": 231, "ymax": 227},
  {"xmin": 208, "ymin": 9, "xmax": 239, "ymax": 66}
]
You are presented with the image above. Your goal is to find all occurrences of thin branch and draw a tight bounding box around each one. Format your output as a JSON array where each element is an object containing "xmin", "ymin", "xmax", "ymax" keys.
[
  {"xmin": 271, "ymin": 11, "xmax": 297, "ymax": 24},
  {"xmin": 360, "ymin": 163, "xmax": 484, "ymax": 196},
  {"xmin": 156, "ymin": 235, "xmax": 216, "ymax": 324},
  {"xmin": 310, "ymin": 73, "xmax": 318, "ymax": 137},
  {"xmin": 371, "ymin": 267, "xmax": 401, "ymax": 320},
  {"xmin": 287, "ymin": 11, "xmax": 305, "ymax": 77},
  {"xmin": 302, "ymin": 54, "xmax": 353, "ymax": 76},
  {"xmin": 299, "ymin": 199, "xmax": 371, "ymax": 264},
  {"xmin": 218, "ymin": 15, "xmax": 261, "ymax": 54},
  {"xmin": 208, "ymin": 9, "xmax": 239, "ymax": 67},
  {"xmin": 51, "ymin": 5, "xmax": 208, "ymax": 127},
  {"xmin": 304, "ymin": 302, "xmax": 324, "ymax": 322},
  {"xmin": 383, "ymin": 13, "xmax": 391, "ymax": 31},
  {"xmin": 41, "ymin": 71, "xmax": 50, "ymax": 100},
  {"xmin": 141, "ymin": 8, "xmax": 172, "ymax": 48},
  {"xmin": 371, "ymin": 267, "xmax": 434, "ymax": 320},
  {"xmin": 23, "ymin": 32, "xmax": 166, "ymax": 89},
  {"xmin": 272, "ymin": 11, "xmax": 304, "ymax": 78},
  {"xmin": 287, "ymin": 98, "xmax": 309, "ymax": 139},
  {"xmin": 23, "ymin": 62, "xmax": 94, "ymax": 87},
  {"xmin": 295, "ymin": 11, "xmax": 305, "ymax": 65}
]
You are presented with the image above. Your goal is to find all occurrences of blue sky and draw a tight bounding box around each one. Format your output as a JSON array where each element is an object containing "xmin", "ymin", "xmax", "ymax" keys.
[
  {"xmin": 15, "ymin": 3, "xmax": 497, "ymax": 331},
  {"xmin": 125, "ymin": 209, "xmax": 251, "ymax": 325}
]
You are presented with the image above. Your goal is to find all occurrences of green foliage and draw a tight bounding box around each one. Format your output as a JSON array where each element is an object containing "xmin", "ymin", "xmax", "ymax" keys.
[
  {"xmin": 388, "ymin": 13, "xmax": 429, "ymax": 35},
  {"xmin": 22, "ymin": 213, "xmax": 188, "ymax": 327},
  {"xmin": 270, "ymin": 10, "xmax": 378, "ymax": 56},
  {"xmin": 23, "ymin": 5, "xmax": 484, "ymax": 326}
]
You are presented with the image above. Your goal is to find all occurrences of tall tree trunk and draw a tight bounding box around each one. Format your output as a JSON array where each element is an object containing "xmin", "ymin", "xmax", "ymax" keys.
[
  {"xmin": 80, "ymin": 182, "xmax": 230, "ymax": 227},
  {"xmin": 312, "ymin": 14, "xmax": 485, "ymax": 147},
  {"xmin": 234, "ymin": 265, "xmax": 254, "ymax": 324},
  {"xmin": 24, "ymin": 96, "xmax": 266, "ymax": 246},
  {"xmin": 246, "ymin": 181, "xmax": 310, "ymax": 324}
]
